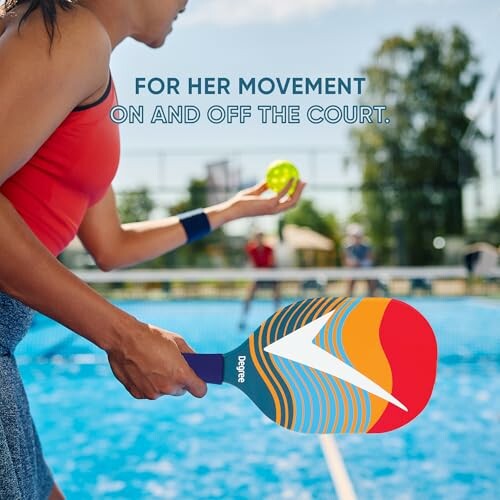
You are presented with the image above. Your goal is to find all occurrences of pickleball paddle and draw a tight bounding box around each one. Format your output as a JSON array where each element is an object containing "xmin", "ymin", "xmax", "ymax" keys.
[{"xmin": 183, "ymin": 297, "xmax": 437, "ymax": 434}]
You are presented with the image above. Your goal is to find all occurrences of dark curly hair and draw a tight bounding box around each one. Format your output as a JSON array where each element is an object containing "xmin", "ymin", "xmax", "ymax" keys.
[{"xmin": 4, "ymin": 0, "xmax": 75, "ymax": 42}]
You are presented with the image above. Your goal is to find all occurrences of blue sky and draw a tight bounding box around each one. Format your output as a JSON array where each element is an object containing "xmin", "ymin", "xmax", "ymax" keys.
[{"xmin": 110, "ymin": 0, "xmax": 499, "ymax": 228}]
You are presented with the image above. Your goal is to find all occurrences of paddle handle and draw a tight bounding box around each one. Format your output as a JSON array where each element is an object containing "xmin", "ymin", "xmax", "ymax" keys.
[{"xmin": 182, "ymin": 353, "xmax": 224, "ymax": 385}]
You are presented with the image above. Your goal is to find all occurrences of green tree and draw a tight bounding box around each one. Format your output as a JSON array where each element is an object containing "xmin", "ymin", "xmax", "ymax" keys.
[
  {"xmin": 353, "ymin": 26, "xmax": 482, "ymax": 265},
  {"xmin": 117, "ymin": 188, "xmax": 154, "ymax": 224},
  {"xmin": 169, "ymin": 179, "xmax": 208, "ymax": 215}
]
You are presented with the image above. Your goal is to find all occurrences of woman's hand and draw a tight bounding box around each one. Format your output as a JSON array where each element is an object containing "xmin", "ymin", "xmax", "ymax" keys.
[
  {"xmin": 228, "ymin": 179, "xmax": 306, "ymax": 220},
  {"xmin": 107, "ymin": 320, "xmax": 207, "ymax": 400}
]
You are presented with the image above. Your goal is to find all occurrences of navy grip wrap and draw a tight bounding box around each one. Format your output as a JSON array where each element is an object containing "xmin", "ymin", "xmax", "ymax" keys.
[
  {"xmin": 179, "ymin": 209, "xmax": 211, "ymax": 243},
  {"xmin": 182, "ymin": 353, "xmax": 224, "ymax": 385}
]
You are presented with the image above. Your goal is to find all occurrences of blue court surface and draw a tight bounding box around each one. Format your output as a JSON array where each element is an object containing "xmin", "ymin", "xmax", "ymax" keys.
[{"xmin": 18, "ymin": 298, "xmax": 500, "ymax": 499}]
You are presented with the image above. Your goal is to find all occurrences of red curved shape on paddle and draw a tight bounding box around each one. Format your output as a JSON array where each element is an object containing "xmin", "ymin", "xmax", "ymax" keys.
[{"xmin": 368, "ymin": 300, "xmax": 437, "ymax": 433}]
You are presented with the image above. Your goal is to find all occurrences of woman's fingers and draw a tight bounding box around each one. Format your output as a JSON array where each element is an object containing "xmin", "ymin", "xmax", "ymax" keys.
[
  {"xmin": 110, "ymin": 359, "xmax": 147, "ymax": 399},
  {"xmin": 169, "ymin": 337, "xmax": 207, "ymax": 396},
  {"xmin": 182, "ymin": 365, "xmax": 208, "ymax": 398},
  {"xmin": 273, "ymin": 180, "xmax": 306, "ymax": 212},
  {"xmin": 184, "ymin": 379, "xmax": 207, "ymax": 398},
  {"xmin": 173, "ymin": 335, "xmax": 195, "ymax": 354},
  {"xmin": 276, "ymin": 179, "xmax": 294, "ymax": 200},
  {"xmin": 245, "ymin": 180, "xmax": 268, "ymax": 196},
  {"xmin": 129, "ymin": 362, "xmax": 161, "ymax": 400},
  {"xmin": 107, "ymin": 325, "xmax": 208, "ymax": 400},
  {"xmin": 171, "ymin": 388, "xmax": 188, "ymax": 397},
  {"xmin": 282, "ymin": 180, "xmax": 306, "ymax": 209},
  {"xmin": 118, "ymin": 358, "xmax": 160, "ymax": 400}
]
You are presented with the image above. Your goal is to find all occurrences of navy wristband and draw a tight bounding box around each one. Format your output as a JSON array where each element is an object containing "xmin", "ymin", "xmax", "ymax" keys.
[{"xmin": 179, "ymin": 209, "xmax": 212, "ymax": 243}]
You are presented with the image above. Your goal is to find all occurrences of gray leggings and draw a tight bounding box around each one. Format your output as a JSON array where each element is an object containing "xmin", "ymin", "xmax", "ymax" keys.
[{"xmin": 0, "ymin": 292, "xmax": 54, "ymax": 500}]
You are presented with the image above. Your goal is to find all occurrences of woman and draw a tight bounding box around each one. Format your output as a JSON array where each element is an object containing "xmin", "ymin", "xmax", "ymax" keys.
[{"xmin": 0, "ymin": 1, "xmax": 305, "ymax": 498}]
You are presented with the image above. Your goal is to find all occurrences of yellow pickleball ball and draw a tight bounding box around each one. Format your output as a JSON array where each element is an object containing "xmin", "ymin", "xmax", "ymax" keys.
[{"xmin": 266, "ymin": 160, "xmax": 300, "ymax": 195}]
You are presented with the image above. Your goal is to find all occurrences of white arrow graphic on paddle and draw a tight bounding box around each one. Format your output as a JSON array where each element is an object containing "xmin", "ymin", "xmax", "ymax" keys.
[{"xmin": 264, "ymin": 310, "xmax": 408, "ymax": 411}]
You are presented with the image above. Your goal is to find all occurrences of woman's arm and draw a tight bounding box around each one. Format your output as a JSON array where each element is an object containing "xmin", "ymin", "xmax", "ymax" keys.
[
  {"xmin": 0, "ymin": 194, "xmax": 206, "ymax": 399},
  {"xmin": 78, "ymin": 181, "xmax": 306, "ymax": 271},
  {"xmin": 0, "ymin": 8, "xmax": 206, "ymax": 400}
]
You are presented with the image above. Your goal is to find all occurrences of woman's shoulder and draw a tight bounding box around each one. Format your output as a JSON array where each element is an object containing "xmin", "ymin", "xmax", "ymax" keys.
[
  {"xmin": 56, "ymin": 6, "xmax": 112, "ymax": 78},
  {"xmin": 57, "ymin": 4, "xmax": 111, "ymax": 50},
  {"xmin": 0, "ymin": 4, "xmax": 111, "ymax": 114},
  {"xmin": 2, "ymin": 4, "xmax": 110, "ymax": 64}
]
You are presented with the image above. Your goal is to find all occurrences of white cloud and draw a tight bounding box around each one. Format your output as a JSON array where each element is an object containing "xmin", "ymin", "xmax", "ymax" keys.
[{"xmin": 186, "ymin": 0, "xmax": 371, "ymax": 26}]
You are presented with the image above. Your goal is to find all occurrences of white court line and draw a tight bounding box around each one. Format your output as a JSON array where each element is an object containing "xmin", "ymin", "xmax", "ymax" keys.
[{"xmin": 318, "ymin": 435, "xmax": 357, "ymax": 500}]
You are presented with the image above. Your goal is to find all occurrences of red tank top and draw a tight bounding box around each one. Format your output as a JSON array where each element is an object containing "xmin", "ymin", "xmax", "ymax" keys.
[
  {"xmin": 1, "ymin": 77, "xmax": 120, "ymax": 256},
  {"xmin": 246, "ymin": 242, "xmax": 274, "ymax": 268}
]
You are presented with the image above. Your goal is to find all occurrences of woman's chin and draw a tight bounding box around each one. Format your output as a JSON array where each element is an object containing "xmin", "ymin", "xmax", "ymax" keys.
[
  {"xmin": 147, "ymin": 30, "xmax": 171, "ymax": 49},
  {"xmin": 148, "ymin": 38, "xmax": 165, "ymax": 48}
]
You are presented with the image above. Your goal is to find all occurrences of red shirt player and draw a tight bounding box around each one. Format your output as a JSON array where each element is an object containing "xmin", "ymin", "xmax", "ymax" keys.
[
  {"xmin": 240, "ymin": 233, "xmax": 280, "ymax": 329},
  {"xmin": 246, "ymin": 233, "xmax": 275, "ymax": 269}
]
